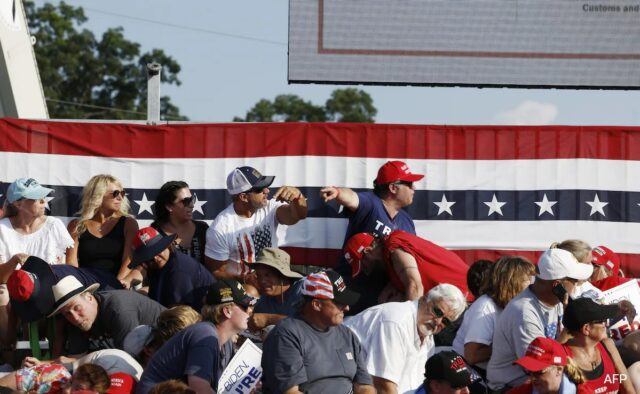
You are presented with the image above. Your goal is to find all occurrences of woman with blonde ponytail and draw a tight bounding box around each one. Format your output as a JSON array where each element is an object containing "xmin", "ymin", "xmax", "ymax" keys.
[
  {"xmin": 66, "ymin": 174, "xmax": 139, "ymax": 286},
  {"xmin": 508, "ymin": 337, "xmax": 594, "ymax": 394},
  {"xmin": 550, "ymin": 240, "xmax": 593, "ymax": 264}
]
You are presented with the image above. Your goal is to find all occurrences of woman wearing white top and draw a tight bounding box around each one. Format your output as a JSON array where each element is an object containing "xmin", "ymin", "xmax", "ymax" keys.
[
  {"xmin": 453, "ymin": 256, "xmax": 535, "ymax": 375},
  {"xmin": 0, "ymin": 178, "xmax": 74, "ymax": 364}
]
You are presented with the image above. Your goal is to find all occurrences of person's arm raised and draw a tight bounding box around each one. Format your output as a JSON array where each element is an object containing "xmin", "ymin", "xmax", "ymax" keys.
[{"xmin": 320, "ymin": 186, "xmax": 359, "ymax": 211}]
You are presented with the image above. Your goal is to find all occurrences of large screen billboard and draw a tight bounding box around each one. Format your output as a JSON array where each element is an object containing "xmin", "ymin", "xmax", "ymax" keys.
[{"xmin": 288, "ymin": 0, "xmax": 640, "ymax": 88}]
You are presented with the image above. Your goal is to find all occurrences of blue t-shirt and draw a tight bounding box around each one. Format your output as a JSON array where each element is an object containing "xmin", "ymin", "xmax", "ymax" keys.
[
  {"xmin": 415, "ymin": 384, "xmax": 427, "ymax": 394},
  {"xmin": 136, "ymin": 321, "xmax": 233, "ymax": 394},
  {"xmin": 337, "ymin": 191, "xmax": 416, "ymax": 277},
  {"xmin": 52, "ymin": 265, "xmax": 123, "ymax": 291},
  {"xmin": 147, "ymin": 251, "xmax": 216, "ymax": 311},
  {"xmin": 254, "ymin": 280, "xmax": 303, "ymax": 316},
  {"xmin": 343, "ymin": 191, "xmax": 416, "ymax": 245}
]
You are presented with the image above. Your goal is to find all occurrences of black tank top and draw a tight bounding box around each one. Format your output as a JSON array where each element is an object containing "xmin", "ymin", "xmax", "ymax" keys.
[{"xmin": 77, "ymin": 216, "xmax": 126, "ymax": 275}]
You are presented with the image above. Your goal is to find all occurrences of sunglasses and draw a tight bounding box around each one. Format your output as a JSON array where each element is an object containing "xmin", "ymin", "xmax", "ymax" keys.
[
  {"xmin": 524, "ymin": 366, "xmax": 554, "ymax": 378},
  {"xmin": 176, "ymin": 194, "xmax": 196, "ymax": 207},
  {"xmin": 110, "ymin": 190, "xmax": 126, "ymax": 199},
  {"xmin": 393, "ymin": 181, "xmax": 414, "ymax": 188},
  {"xmin": 235, "ymin": 303, "xmax": 252, "ymax": 312},
  {"xmin": 247, "ymin": 187, "xmax": 267, "ymax": 194},
  {"xmin": 432, "ymin": 305, "xmax": 451, "ymax": 326}
]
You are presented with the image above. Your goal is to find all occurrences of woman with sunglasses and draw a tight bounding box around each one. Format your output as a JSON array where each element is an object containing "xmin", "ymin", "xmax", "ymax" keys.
[
  {"xmin": 562, "ymin": 297, "xmax": 634, "ymax": 394},
  {"xmin": 151, "ymin": 181, "xmax": 208, "ymax": 266},
  {"xmin": 509, "ymin": 337, "xmax": 591, "ymax": 394},
  {"xmin": 67, "ymin": 174, "xmax": 139, "ymax": 284}
]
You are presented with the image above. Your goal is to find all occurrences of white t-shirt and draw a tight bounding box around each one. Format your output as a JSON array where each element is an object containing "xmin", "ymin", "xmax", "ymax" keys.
[
  {"xmin": 0, "ymin": 216, "xmax": 74, "ymax": 265},
  {"xmin": 572, "ymin": 281, "xmax": 605, "ymax": 301},
  {"xmin": 345, "ymin": 300, "xmax": 434, "ymax": 394},
  {"xmin": 74, "ymin": 349, "xmax": 143, "ymax": 380},
  {"xmin": 452, "ymin": 294, "xmax": 499, "ymax": 370},
  {"xmin": 487, "ymin": 287, "xmax": 562, "ymax": 390},
  {"xmin": 205, "ymin": 199, "xmax": 284, "ymax": 274}
]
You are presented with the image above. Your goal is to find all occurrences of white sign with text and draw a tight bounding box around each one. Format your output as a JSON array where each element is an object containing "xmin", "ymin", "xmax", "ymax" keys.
[
  {"xmin": 218, "ymin": 340, "xmax": 263, "ymax": 394},
  {"xmin": 601, "ymin": 280, "xmax": 640, "ymax": 344}
]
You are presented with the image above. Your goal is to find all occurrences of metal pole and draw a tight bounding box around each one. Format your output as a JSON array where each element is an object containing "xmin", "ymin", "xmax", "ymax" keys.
[{"xmin": 147, "ymin": 63, "xmax": 161, "ymax": 124}]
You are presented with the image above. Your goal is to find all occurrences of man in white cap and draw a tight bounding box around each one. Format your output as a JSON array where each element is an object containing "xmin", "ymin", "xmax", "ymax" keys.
[
  {"xmin": 49, "ymin": 276, "xmax": 165, "ymax": 356},
  {"xmin": 487, "ymin": 248, "xmax": 593, "ymax": 391},
  {"xmin": 204, "ymin": 166, "xmax": 307, "ymax": 282}
]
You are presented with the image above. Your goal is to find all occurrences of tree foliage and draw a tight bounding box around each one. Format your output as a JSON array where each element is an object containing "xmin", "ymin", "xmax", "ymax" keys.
[
  {"xmin": 24, "ymin": 1, "xmax": 187, "ymax": 120},
  {"xmin": 234, "ymin": 88, "xmax": 377, "ymax": 123}
]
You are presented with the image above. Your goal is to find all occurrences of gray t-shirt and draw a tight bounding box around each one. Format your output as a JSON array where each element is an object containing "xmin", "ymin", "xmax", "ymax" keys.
[
  {"xmin": 67, "ymin": 290, "xmax": 166, "ymax": 354},
  {"xmin": 136, "ymin": 321, "xmax": 233, "ymax": 394},
  {"xmin": 487, "ymin": 287, "xmax": 562, "ymax": 390},
  {"xmin": 262, "ymin": 315, "xmax": 372, "ymax": 394}
]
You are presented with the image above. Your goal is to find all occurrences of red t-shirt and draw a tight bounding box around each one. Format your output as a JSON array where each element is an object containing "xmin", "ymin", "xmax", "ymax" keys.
[
  {"xmin": 592, "ymin": 276, "xmax": 631, "ymax": 292},
  {"xmin": 382, "ymin": 230, "xmax": 471, "ymax": 300},
  {"xmin": 563, "ymin": 342, "xmax": 619, "ymax": 394}
]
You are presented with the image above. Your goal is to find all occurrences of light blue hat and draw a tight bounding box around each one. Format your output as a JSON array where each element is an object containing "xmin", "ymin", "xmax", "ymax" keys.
[{"xmin": 7, "ymin": 178, "xmax": 53, "ymax": 203}]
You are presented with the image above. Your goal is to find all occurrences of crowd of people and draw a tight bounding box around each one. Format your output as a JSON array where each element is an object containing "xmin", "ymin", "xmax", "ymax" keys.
[{"xmin": 0, "ymin": 161, "xmax": 637, "ymax": 394}]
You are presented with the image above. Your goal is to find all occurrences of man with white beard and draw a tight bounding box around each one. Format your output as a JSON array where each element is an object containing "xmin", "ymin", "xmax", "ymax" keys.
[{"xmin": 345, "ymin": 284, "xmax": 467, "ymax": 394}]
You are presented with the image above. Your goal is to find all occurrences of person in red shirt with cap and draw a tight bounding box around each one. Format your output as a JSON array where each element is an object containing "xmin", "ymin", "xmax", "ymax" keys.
[
  {"xmin": 344, "ymin": 231, "xmax": 470, "ymax": 302},
  {"xmin": 321, "ymin": 160, "xmax": 425, "ymax": 313},
  {"xmin": 590, "ymin": 245, "xmax": 631, "ymax": 292},
  {"xmin": 509, "ymin": 337, "xmax": 594, "ymax": 394}
]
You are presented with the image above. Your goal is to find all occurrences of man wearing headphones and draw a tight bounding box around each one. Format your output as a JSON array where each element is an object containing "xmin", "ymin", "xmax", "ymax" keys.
[{"xmin": 248, "ymin": 247, "xmax": 304, "ymax": 332}]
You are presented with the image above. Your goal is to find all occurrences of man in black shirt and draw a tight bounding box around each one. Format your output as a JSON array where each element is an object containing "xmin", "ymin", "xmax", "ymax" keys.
[{"xmin": 48, "ymin": 275, "xmax": 165, "ymax": 356}]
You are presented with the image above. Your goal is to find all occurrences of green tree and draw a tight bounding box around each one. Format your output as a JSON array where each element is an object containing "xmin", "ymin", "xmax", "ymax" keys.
[
  {"xmin": 325, "ymin": 88, "xmax": 376, "ymax": 123},
  {"xmin": 24, "ymin": 1, "xmax": 187, "ymax": 120},
  {"xmin": 234, "ymin": 88, "xmax": 376, "ymax": 123}
]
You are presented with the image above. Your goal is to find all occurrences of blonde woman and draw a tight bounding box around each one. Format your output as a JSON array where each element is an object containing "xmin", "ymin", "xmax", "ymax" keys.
[
  {"xmin": 562, "ymin": 298, "xmax": 634, "ymax": 394},
  {"xmin": 550, "ymin": 240, "xmax": 592, "ymax": 264},
  {"xmin": 67, "ymin": 175, "xmax": 138, "ymax": 284},
  {"xmin": 509, "ymin": 337, "xmax": 591, "ymax": 394},
  {"xmin": 453, "ymin": 256, "xmax": 535, "ymax": 375}
]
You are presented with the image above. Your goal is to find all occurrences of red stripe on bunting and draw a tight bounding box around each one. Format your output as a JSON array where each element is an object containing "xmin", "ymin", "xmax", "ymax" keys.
[
  {"xmin": 2, "ymin": 118, "xmax": 640, "ymax": 160},
  {"xmin": 283, "ymin": 247, "xmax": 640, "ymax": 278}
]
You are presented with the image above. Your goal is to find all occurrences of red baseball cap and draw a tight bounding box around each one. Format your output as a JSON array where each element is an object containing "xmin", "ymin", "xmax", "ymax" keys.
[
  {"xmin": 592, "ymin": 245, "xmax": 620, "ymax": 276},
  {"xmin": 513, "ymin": 337, "xmax": 567, "ymax": 372},
  {"xmin": 344, "ymin": 233, "xmax": 376, "ymax": 277},
  {"xmin": 129, "ymin": 227, "xmax": 177, "ymax": 269},
  {"xmin": 107, "ymin": 373, "xmax": 136, "ymax": 394},
  {"xmin": 374, "ymin": 160, "xmax": 424, "ymax": 185},
  {"xmin": 7, "ymin": 257, "xmax": 57, "ymax": 323}
]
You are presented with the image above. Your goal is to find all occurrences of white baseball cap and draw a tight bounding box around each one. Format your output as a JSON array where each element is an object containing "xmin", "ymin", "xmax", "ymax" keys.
[{"xmin": 536, "ymin": 249, "xmax": 593, "ymax": 281}]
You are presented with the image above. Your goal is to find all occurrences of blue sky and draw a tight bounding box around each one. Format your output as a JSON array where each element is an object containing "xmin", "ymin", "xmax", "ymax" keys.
[{"xmin": 32, "ymin": 0, "xmax": 640, "ymax": 125}]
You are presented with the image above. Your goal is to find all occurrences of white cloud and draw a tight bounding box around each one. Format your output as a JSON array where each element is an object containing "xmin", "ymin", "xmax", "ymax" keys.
[{"xmin": 494, "ymin": 100, "xmax": 558, "ymax": 125}]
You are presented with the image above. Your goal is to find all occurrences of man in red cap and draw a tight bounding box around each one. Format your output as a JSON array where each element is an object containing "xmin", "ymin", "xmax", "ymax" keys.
[
  {"xmin": 320, "ymin": 160, "xmax": 424, "ymax": 312},
  {"xmin": 344, "ymin": 231, "xmax": 470, "ymax": 302}
]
